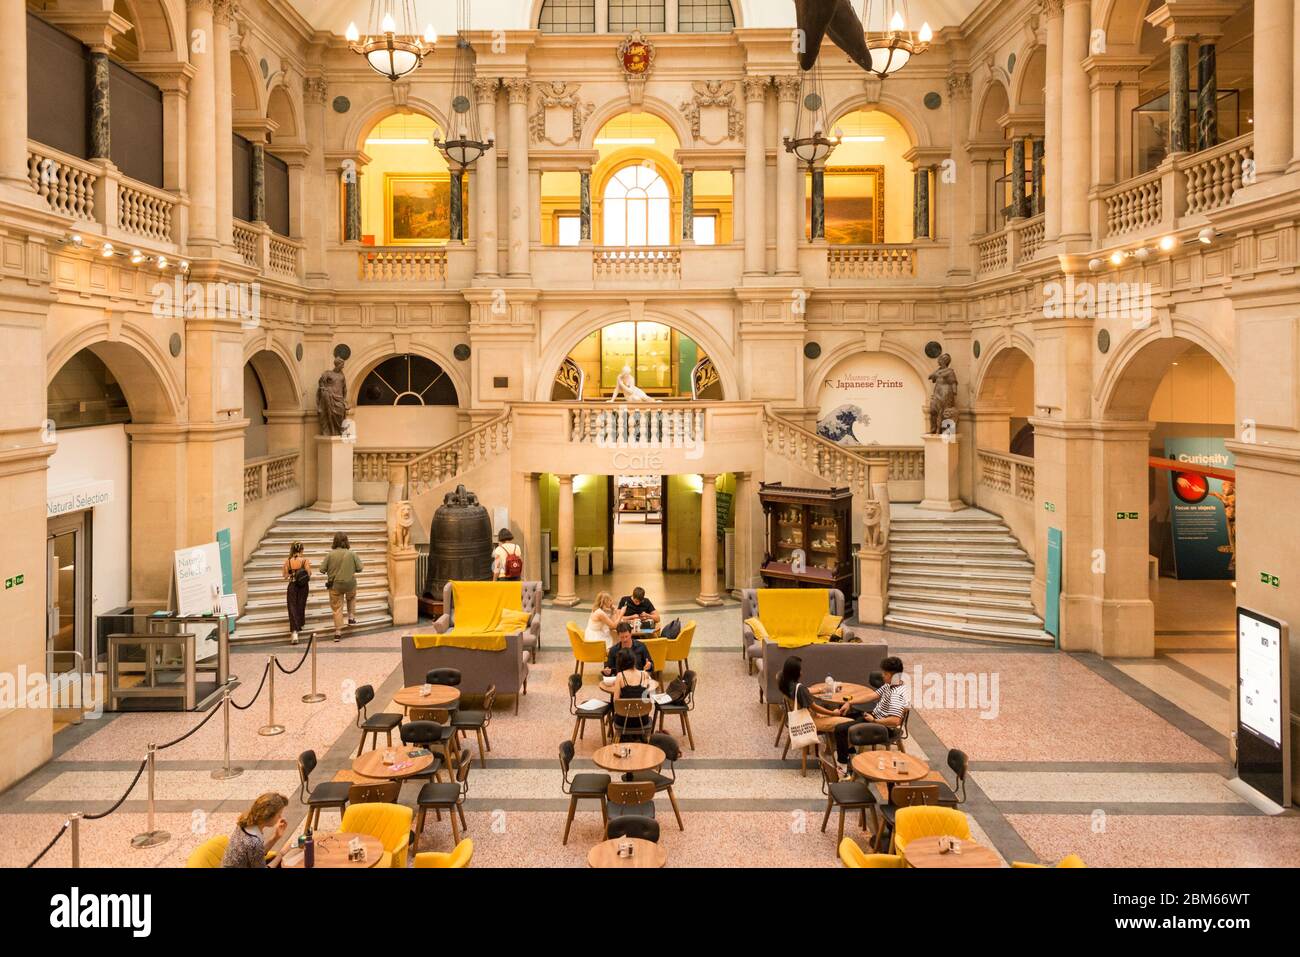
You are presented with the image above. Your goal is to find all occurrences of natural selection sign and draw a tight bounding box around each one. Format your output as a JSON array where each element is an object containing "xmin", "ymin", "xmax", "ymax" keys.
[
  {"xmin": 1164, "ymin": 437, "xmax": 1235, "ymax": 580},
  {"xmin": 816, "ymin": 353, "xmax": 926, "ymax": 447}
]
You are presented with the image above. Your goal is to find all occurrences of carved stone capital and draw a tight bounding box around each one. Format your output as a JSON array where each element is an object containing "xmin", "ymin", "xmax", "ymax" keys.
[
  {"xmin": 303, "ymin": 76, "xmax": 328, "ymax": 105},
  {"xmin": 1040, "ymin": 0, "xmax": 1064, "ymax": 19},
  {"xmin": 775, "ymin": 75, "xmax": 803, "ymax": 102},
  {"xmin": 741, "ymin": 75, "xmax": 771, "ymax": 103},
  {"xmin": 946, "ymin": 72, "xmax": 972, "ymax": 100},
  {"xmin": 473, "ymin": 77, "xmax": 500, "ymax": 105},
  {"xmin": 504, "ymin": 77, "xmax": 532, "ymax": 105},
  {"xmin": 212, "ymin": 0, "xmax": 239, "ymax": 26}
]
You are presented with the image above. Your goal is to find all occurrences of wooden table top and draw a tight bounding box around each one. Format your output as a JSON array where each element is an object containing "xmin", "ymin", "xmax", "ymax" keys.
[
  {"xmin": 902, "ymin": 835, "xmax": 1002, "ymax": 869},
  {"xmin": 809, "ymin": 681, "xmax": 874, "ymax": 706},
  {"xmin": 352, "ymin": 746, "xmax": 436, "ymax": 780},
  {"xmin": 393, "ymin": 684, "xmax": 461, "ymax": 709},
  {"xmin": 850, "ymin": 750, "xmax": 929, "ymax": 783},
  {"xmin": 587, "ymin": 837, "xmax": 668, "ymax": 869},
  {"xmin": 280, "ymin": 832, "xmax": 384, "ymax": 869},
  {"xmin": 592, "ymin": 742, "xmax": 665, "ymax": 774}
]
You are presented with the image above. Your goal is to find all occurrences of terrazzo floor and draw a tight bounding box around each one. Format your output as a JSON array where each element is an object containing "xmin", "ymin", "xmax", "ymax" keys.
[{"xmin": 2, "ymin": 596, "xmax": 1294, "ymax": 869}]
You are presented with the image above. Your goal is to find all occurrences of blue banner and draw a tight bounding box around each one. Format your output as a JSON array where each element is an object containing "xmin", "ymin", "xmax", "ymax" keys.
[
  {"xmin": 1164, "ymin": 438, "xmax": 1235, "ymax": 580},
  {"xmin": 1045, "ymin": 527, "xmax": 1062, "ymax": 645}
]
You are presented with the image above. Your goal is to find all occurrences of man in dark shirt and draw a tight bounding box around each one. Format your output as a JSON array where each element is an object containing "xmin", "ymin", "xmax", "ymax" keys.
[
  {"xmin": 617, "ymin": 587, "xmax": 660, "ymax": 626},
  {"xmin": 602, "ymin": 622, "xmax": 653, "ymax": 676}
]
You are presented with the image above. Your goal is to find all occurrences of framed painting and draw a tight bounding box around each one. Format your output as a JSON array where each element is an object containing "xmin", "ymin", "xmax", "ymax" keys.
[
  {"xmin": 384, "ymin": 173, "xmax": 451, "ymax": 245},
  {"xmin": 808, "ymin": 165, "xmax": 886, "ymax": 244}
]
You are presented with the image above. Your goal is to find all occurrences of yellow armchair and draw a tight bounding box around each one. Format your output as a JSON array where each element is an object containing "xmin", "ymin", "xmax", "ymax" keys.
[
  {"xmin": 892, "ymin": 806, "xmax": 973, "ymax": 854},
  {"xmin": 663, "ymin": 621, "xmax": 695, "ymax": 676},
  {"xmin": 567, "ymin": 622, "xmax": 607, "ymax": 676},
  {"xmin": 341, "ymin": 802, "xmax": 414, "ymax": 869},
  {"xmin": 1012, "ymin": 853, "xmax": 1087, "ymax": 868},
  {"xmin": 838, "ymin": 838, "xmax": 904, "ymax": 868},
  {"xmin": 642, "ymin": 637, "xmax": 668, "ymax": 675},
  {"xmin": 413, "ymin": 838, "xmax": 474, "ymax": 868},
  {"xmin": 187, "ymin": 835, "xmax": 229, "ymax": 868}
]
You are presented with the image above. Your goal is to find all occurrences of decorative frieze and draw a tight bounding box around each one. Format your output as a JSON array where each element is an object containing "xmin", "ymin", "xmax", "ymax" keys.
[
  {"xmin": 680, "ymin": 81, "xmax": 743, "ymax": 144},
  {"xmin": 529, "ymin": 81, "xmax": 594, "ymax": 146}
]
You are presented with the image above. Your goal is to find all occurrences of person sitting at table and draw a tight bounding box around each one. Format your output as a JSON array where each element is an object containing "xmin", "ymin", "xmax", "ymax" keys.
[
  {"xmin": 617, "ymin": 587, "xmax": 660, "ymax": 628},
  {"xmin": 602, "ymin": 622, "xmax": 653, "ymax": 677},
  {"xmin": 776, "ymin": 656, "xmax": 856, "ymax": 767},
  {"xmin": 845, "ymin": 656, "xmax": 910, "ymax": 730},
  {"xmin": 585, "ymin": 591, "xmax": 625, "ymax": 649},
  {"xmin": 221, "ymin": 792, "xmax": 289, "ymax": 868},
  {"xmin": 610, "ymin": 648, "xmax": 655, "ymax": 739}
]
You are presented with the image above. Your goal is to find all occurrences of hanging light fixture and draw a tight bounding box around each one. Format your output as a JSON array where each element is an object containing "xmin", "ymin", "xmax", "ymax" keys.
[
  {"xmin": 345, "ymin": 1, "xmax": 436, "ymax": 82},
  {"xmin": 434, "ymin": 0, "xmax": 494, "ymax": 169},
  {"xmin": 859, "ymin": 0, "xmax": 932, "ymax": 78},
  {"xmin": 783, "ymin": 67, "xmax": 841, "ymax": 167}
]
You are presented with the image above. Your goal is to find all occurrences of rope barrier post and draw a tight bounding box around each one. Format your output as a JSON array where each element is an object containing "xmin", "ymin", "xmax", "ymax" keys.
[
  {"xmin": 211, "ymin": 682, "xmax": 244, "ymax": 780},
  {"xmin": 259, "ymin": 655, "xmax": 285, "ymax": 736},
  {"xmin": 69, "ymin": 812, "xmax": 82, "ymax": 868},
  {"xmin": 130, "ymin": 744, "xmax": 170, "ymax": 848},
  {"xmin": 302, "ymin": 633, "xmax": 325, "ymax": 703}
]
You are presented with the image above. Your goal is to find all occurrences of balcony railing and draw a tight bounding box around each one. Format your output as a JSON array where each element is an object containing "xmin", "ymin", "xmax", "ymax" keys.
[
  {"xmin": 593, "ymin": 246, "xmax": 680, "ymax": 280},
  {"xmin": 826, "ymin": 245, "xmax": 915, "ymax": 279},
  {"xmin": 1181, "ymin": 136, "xmax": 1254, "ymax": 216},
  {"xmin": 243, "ymin": 450, "xmax": 299, "ymax": 503},
  {"xmin": 977, "ymin": 448, "xmax": 1034, "ymax": 502},
  {"xmin": 233, "ymin": 221, "xmax": 259, "ymax": 267},
  {"xmin": 974, "ymin": 230, "xmax": 1009, "ymax": 275},
  {"xmin": 359, "ymin": 246, "xmax": 448, "ymax": 282},
  {"xmin": 570, "ymin": 405, "xmax": 705, "ymax": 447},
  {"xmin": 117, "ymin": 179, "xmax": 175, "ymax": 243},
  {"xmin": 1102, "ymin": 168, "xmax": 1163, "ymax": 238},
  {"xmin": 233, "ymin": 220, "xmax": 305, "ymax": 280},
  {"xmin": 27, "ymin": 147, "xmax": 97, "ymax": 221}
]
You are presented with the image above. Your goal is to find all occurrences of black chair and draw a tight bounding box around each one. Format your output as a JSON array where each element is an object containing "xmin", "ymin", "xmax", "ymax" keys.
[
  {"xmin": 415, "ymin": 748, "xmax": 472, "ymax": 847},
  {"xmin": 887, "ymin": 708, "xmax": 912, "ymax": 752},
  {"xmin": 848, "ymin": 722, "xmax": 890, "ymax": 752},
  {"xmin": 400, "ymin": 719, "xmax": 455, "ymax": 781},
  {"xmin": 934, "ymin": 749, "xmax": 969, "ymax": 807},
  {"xmin": 818, "ymin": 757, "xmax": 878, "ymax": 851},
  {"xmin": 868, "ymin": 671, "xmax": 884, "ymax": 689},
  {"xmin": 297, "ymin": 749, "xmax": 350, "ymax": 830},
  {"xmin": 346, "ymin": 780, "xmax": 401, "ymax": 804},
  {"xmin": 568, "ymin": 673, "xmax": 610, "ymax": 746},
  {"xmin": 631, "ymin": 732, "xmax": 684, "ymax": 831},
  {"xmin": 654, "ymin": 670, "xmax": 697, "ymax": 750},
  {"xmin": 354, "ymin": 684, "xmax": 402, "ymax": 756},
  {"xmin": 875, "ymin": 782, "xmax": 940, "ymax": 852},
  {"xmin": 559, "ymin": 740, "xmax": 610, "ymax": 845},
  {"xmin": 425, "ymin": 668, "xmax": 462, "ymax": 686},
  {"xmin": 611, "ymin": 698, "xmax": 654, "ymax": 743},
  {"xmin": 451, "ymin": 685, "xmax": 495, "ymax": 768},
  {"xmin": 606, "ymin": 816, "xmax": 661, "ymax": 843},
  {"xmin": 606, "ymin": 780, "xmax": 657, "ymax": 822}
]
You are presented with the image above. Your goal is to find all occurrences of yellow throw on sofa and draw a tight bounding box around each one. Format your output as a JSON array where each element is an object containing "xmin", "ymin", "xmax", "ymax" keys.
[
  {"xmin": 754, "ymin": 589, "xmax": 835, "ymax": 647},
  {"xmin": 413, "ymin": 581, "xmax": 525, "ymax": 651}
]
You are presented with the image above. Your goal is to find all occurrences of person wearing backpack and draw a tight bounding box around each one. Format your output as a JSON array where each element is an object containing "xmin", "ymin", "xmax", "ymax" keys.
[
  {"xmin": 492, "ymin": 529, "xmax": 523, "ymax": 581},
  {"xmin": 281, "ymin": 542, "xmax": 311, "ymax": 645}
]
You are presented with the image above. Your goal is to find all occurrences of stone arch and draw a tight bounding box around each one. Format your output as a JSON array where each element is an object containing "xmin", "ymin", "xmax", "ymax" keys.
[
  {"xmin": 230, "ymin": 48, "xmax": 264, "ymax": 120},
  {"xmin": 344, "ymin": 96, "xmax": 449, "ymax": 153},
  {"xmin": 1012, "ymin": 44, "xmax": 1047, "ymax": 111},
  {"xmin": 581, "ymin": 98, "xmax": 695, "ymax": 151},
  {"xmin": 267, "ymin": 83, "xmax": 300, "ymax": 144},
  {"xmin": 536, "ymin": 306, "xmax": 738, "ymax": 402},
  {"xmin": 345, "ymin": 343, "xmax": 470, "ymax": 409},
  {"xmin": 1097, "ymin": 319, "xmax": 1236, "ymax": 421},
  {"xmin": 114, "ymin": 0, "xmax": 182, "ymax": 59},
  {"xmin": 47, "ymin": 322, "xmax": 184, "ymax": 425},
  {"xmin": 1097, "ymin": 0, "xmax": 1161, "ymax": 52},
  {"xmin": 825, "ymin": 94, "xmax": 930, "ymax": 149},
  {"xmin": 242, "ymin": 340, "xmax": 302, "ymax": 410},
  {"xmin": 972, "ymin": 78, "xmax": 1011, "ymax": 140},
  {"xmin": 802, "ymin": 336, "xmax": 932, "ymax": 410},
  {"xmin": 972, "ymin": 334, "xmax": 1035, "ymax": 408}
]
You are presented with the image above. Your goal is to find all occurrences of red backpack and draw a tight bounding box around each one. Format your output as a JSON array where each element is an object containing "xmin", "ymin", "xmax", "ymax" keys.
[{"xmin": 503, "ymin": 546, "xmax": 523, "ymax": 579}]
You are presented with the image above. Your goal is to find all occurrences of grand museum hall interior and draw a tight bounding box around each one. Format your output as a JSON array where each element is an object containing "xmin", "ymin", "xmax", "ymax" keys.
[{"xmin": 4, "ymin": 0, "xmax": 1300, "ymax": 900}]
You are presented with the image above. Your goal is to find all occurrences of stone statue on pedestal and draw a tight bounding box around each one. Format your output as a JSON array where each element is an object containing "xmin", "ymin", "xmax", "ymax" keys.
[
  {"xmin": 926, "ymin": 353, "xmax": 958, "ymax": 435},
  {"xmin": 862, "ymin": 498, "xmax": 884, "ymax": 549},
  {"xmin": 316, "ymin": 356, "xmax": 349, "ymax": 436}
]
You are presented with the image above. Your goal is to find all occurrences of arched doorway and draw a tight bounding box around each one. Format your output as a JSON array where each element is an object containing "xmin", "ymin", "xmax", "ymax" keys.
[
  {"xmin": 974, "ymin": 344, "xmax": 1036, "ymax": 456},
  {"xmin": 550, "ymin": 319, "xmax": 722, "ymax": 401},
  {"xmin": 358, "ymin": 112, "xmax": 461, "ymax": 245}
]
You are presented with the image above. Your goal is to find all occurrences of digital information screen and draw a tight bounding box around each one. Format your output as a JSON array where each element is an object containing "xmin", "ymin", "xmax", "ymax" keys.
[{"xmin": 1236, "ymin": 607, "xmax": 1289, "ymax": 807}]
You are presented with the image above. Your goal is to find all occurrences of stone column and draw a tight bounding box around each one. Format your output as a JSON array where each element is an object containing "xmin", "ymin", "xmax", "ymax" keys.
[
  {"xmin": 742, "ymin": 76, "xmax": 769, "ymax": 274},
  {"xmin": 1293, "ymin": 9, "xmax": 1300, "ymax": 172},
  {"xmin": 913, "ymin": 167, "xmax": 931, "ymax": 238},
  {"xmin": 186, "ymin": 0, "xmax": 218, "ymax": 245},
  {"xmin": 213, "ymin": 1, "xmax": 235, "ymax": 248},
  {"xmin": 524, "ymin": 472, "xmax": 542, "ymax": 582},
  {"xmin": 1060, "ymin": 0, "xmax": 1092, "ymax": 244},
  {"xmin": 1196, "ymin": 40, "xmax": 1217, "ymax": 151},
  {"xmin": 301, "ymin": 76, "xmax": 328, "ymax": 279},
  {"xmin": 450, "ymin": 168, "xmax": 464, "ymax": 242},
  {"xmin": 946, "ymin": 71, "xmax": 973, "ymax": 277},
  {"xmin": 809, "ymin": 166, "xmax": 825, "ymax": 240},
  {"xmin": 1010, "ymin": 138, "xmax": 1026, "ymax": 218},
  {"xmin": 1254, "ymin": 0, "xmax": 1293, "ymax": 179},
  {"xmin": 775, "ymin": 75, "xmax": 801, "ymax": 275},
  {"xmin": 250, "ymin": 143, "xmax": 266, "ymax": 223},
  {"xmin": 505, "ymin": 77, "xmax": 530, "ymax": 276},
  {"xmin": 0, "ymin": 0, "xmax": 34, "ymax": 193},
  {"xmin": 697, "ymin": 475, "xmax": 722, "ymax": 606},
  {"xmin": 731, "ymin": 165, "xmax": 745, "ymax": 241},
  {"xmin": 682, "ymin": 169, "xmax": 694, "ymax": 242},
  {"xmin": 1168, "ymin": 37, "xmax": 1192, "ymax": 155},
  {"xmin": 89, "ymin": 50, "xmax": 112, "ymax": 160},
  {"xmin": 1043, "ymin": 0, "xmax": 1064, "ymax": 241},
  {"xmin": 579, "ymin": 169, "xmax": 592, "ymax": 242},
  {"xmin": 1031, "ymin": 138, "xmax": 1045, "ymax": 214},
  {"xmin": 554, "ymin": 474, "xmax": 578, "ymax": 605},
  {"xmin": 474, "ymin": 77, "xmax": 500, "ymax": 277},
  {"xmin": 343, "ymin": 167, "xmax": 361, "ymax": 242}
]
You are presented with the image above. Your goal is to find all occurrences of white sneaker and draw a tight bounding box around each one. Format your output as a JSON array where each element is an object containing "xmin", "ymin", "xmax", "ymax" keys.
[{"xmin": 290, "ymin": 631, "xmax": 299, "ymax": 645}]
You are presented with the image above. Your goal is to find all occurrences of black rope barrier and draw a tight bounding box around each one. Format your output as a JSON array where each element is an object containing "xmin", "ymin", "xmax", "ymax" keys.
[
  {"xmin": 25, "ymin": 822, "xmax": 68, "ymax": 868},
  {"xmin": 84, "ymin": 757, "xmax": 148, "ymax": 821},
  {"xmin": 230, "ymin": 660, "xmax": 272, "ymax": 711},
  {"xmin": 274, "ymin": 633, "xmax": 314, "ymax": 675},
  {"xmin": 156, "ymin": 698, "xmax": 224, "ymax": 751}
]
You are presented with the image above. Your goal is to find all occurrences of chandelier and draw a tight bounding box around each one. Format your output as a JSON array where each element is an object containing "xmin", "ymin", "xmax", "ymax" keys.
[
  {"xmin": 345, "ymin": 1, "xmax": 436, "ymax": 82},
  {"xmin": 434, "ymin": 0, "xmax": 493, "ymax": 169},
  {"xmin": 783, "ymin": 68, "xmax": 841, "ymax": 167},
  {"xmin": 860, "ymin": 0, "xmax": 932, "ymax": 78}
]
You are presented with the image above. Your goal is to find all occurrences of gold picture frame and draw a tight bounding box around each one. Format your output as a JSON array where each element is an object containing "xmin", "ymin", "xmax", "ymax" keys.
[
  {"xmin": 807, "ymin": 165, "xmax": 886, "ymax": 245},
  {"xmin": 384, "ymin": 173, "xmax": 452, "ymax": 245}
]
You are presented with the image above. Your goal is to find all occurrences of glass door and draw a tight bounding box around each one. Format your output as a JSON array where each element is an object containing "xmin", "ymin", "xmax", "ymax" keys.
[{"xmin": 46, "ymin": 515, "xmax": 87, "ymax": 680}]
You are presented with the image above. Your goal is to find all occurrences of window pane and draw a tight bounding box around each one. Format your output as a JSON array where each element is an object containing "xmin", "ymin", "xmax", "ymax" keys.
[
  {"xmin": 693, "ymin": 215, "xmax": 716, "ymax": 245},
  {"xmin": 557, "ymin": 216, "xmax": 581, "ymax": 246},
  {"xmin": 608, "ymin": 0, "xmax": 666, "ymax": 32},
  {"xmin": 679, "ymin": 0, "xmax": 735, "ymax": 32},
  {"xmin": 648, "ymin": 197, "xmax": 670, "ymax": 244},
  {"xmin": 604, "ymin": 198, "xmax": 626, "ymax": 245},
  {"xmin": 538, "ymin": 0, "xmax": 596, "ymax": 33},
  {"xmin": 628, "ymin": 197, "xmax": 648, "ymax": 245}
]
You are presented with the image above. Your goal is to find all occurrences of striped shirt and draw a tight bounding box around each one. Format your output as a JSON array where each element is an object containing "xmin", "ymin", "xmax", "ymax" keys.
[{"xmin": 871, "ymin": 677, "xmax": 910, "ymax": 720}]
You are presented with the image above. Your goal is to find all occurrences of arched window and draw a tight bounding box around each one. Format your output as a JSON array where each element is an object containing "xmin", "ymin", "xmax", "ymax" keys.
[
  {"xmin": 678, "ymin": 0, "xmax": 734, "ymax": 31},
  {"xmin": 538, "ymin": 0, "xmax": 595, "ymax": 32},
  {"xmin": 358, "ymin": 355, "xmax": 458, "ymax": 406},
  {"xmin": 48, "ymin": 349, "xmax": 131, "ymax": 429},
  {"xmin": 608, "ymin": 0, "xmax": 666, "ymax": 32},
  {"xmin": 603, "ymin": 165, "xmax": 671, "ymax": 246}
]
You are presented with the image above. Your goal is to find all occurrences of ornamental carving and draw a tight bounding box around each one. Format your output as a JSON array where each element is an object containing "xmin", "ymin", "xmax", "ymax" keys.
[
  {"xmin": 946, "ymin": 72, "xmax": 971, "ymax": 100},
  {"xmin": 529, "ymin": 81, "xmax": 595, "ymax": 146},
  {"xmin": 680, "ymin": 81, "xmax": 743, "ymax": 144},
  {"xmin": 617, "ymin": 31, "xmax": 655, "ymax": 77}
]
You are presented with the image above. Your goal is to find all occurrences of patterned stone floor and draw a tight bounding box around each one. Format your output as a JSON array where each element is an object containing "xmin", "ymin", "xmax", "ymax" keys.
[{"xmin": 2, "ymin": 597, "xmax": 1296, "ymax": 868}]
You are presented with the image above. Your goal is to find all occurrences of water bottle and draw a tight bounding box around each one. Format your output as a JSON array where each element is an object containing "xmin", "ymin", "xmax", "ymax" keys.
[{"xmin": 303, "ymin": 827, "xmax": 315, "ymax": 869}]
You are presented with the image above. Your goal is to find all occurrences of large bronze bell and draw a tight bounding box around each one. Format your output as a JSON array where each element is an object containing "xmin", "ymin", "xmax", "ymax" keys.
[{"xmin": 424, "ymin": 484, "xmax": 493, "ymax": 597}]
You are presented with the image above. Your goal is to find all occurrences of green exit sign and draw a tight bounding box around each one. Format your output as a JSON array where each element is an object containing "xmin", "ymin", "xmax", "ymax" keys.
[
  {"xmin": 1044, "ymin": 502, "xmax": 1056, "ymax": 512},
  {"xmin": 4, "ymin": 574, "xmax": 23, "ymax": 589},
  {"xmin": 1116, "ymin": 512, "xmax": 1140, "ymax": 520},
  {"xmin": 227, "ymin": 502, "xmax": 238, "ymax": 513},
  {"xmin": 1260, "ymin": 572, "xmax": 1280, "ymax": 587}
]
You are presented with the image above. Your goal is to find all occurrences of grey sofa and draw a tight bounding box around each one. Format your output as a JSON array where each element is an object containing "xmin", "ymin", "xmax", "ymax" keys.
[
  {"xmin": 400, "ymin": 580, "xmax": 541, "ymax": 714},
  {"xmin": 741, "ymin": 587, "xmax": 855, "ymax": 674}
]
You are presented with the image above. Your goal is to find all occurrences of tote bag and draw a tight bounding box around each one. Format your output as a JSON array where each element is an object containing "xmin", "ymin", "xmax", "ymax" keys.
[{"xmin": 786, "ymin": 684, "xmax": 820, "ymax": 751}]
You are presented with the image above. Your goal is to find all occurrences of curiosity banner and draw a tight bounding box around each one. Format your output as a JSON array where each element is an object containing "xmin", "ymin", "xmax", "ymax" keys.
[{"xmin": 1164, "ymin": 438, "xmax": 1235, "ymax": 580}]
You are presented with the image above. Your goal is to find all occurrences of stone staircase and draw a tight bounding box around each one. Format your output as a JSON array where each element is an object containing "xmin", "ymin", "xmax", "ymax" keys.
[
  {"xmin": 234, "ymin": 506, "xmax": 392, "ymax": 642},
  {"xmin": 884, "ymin": 506, "xmax": 1054, "ymax": 645}
]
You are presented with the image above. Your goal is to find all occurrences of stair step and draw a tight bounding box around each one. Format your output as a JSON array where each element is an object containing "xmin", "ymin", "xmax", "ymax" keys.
[
  {"xmin": 888, "ymin": 588, "xmax": 1035, "ymax": 611},
  {"xmin": 888, "ymin": 574, "xmax": 1031, "ymax": 594},
  {"xmin": 237, "ymin": 596, "xmax": 391, "ymax": 625},
  {"xmin": 890, "ymin": 531, "xmax": 1019, "ymax": 544},
  {"xmin": 245, "ymin": 571, "xmax": 389, "ymax": 592},
  {"xmin": 890, "ymin": 543, "xmax": 1028, "ymax": 558},
  {"xmin": 232, "ymin": 613, "xmax": 395, "ymax": 642},
  {"xmin": 889, "ymin": 555, "xmax": 1034, "ymax": 572},
  {"xmin": 884, "ymin": 612, "xmax": 1054, "ymax": 646},
  {"xmin": 243, "ymin": 591, "xmax": 391, "ymax": 613},
  {"xmin": 889, "ymin": 519, "xmax": 1010, "ymax": 531},
  {"xmin": 886, "ymin": 599, "xmax": 1044, "ymax": 627}
]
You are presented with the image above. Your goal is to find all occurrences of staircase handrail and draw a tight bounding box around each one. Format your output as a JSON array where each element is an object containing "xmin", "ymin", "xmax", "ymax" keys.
[
  {"xmin": 762, "ymin": 408, "xmax": 881, "ymax": 499},
  {"xmin": 400, "ymin": 408, "xmax": 513, "ymax": 497}
]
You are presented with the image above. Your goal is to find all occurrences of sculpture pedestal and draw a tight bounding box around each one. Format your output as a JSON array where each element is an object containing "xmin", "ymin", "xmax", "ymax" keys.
[
  {"xmin": 918, "ymin": 434, "xmax": 963, "ymax": 511},
  {"xmin": 311, "ymin": 435, "xmax": 359, "ymax": 513},
  {"xmin": 855, "ymin": 547, "xmax": 888, "ymax": 624},
  {"xmin": 388, "ymin": 545, "xmax": 419, "ymax": 625}
]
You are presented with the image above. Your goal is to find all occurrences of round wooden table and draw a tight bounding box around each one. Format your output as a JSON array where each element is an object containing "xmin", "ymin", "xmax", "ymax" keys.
[
  {"xmin": 809, "ymin": 681, "xmax": 874, "ymax": 707},
  {"xmin": 352, "ymin": 746, "xmax": 435, "ymax": 781},
  {"xmin": 592, "ymin": 742, "xmax": 665, "ymax": 775},
  {"xmin": 901, "ymin": 835, "xmax": 1002, "ymax": 869},
  {"xmin": 850, "ymin": 750, "xmax": 929, "ymax": 784},
  {"xmin": 280, "ymin": 832, "xmax": 384, "ymax": 868},
  {"xmin": 587, "ymin": 837, "xmax": 668, "ymax": 869},
  {"xmin": 392, "ymin": 684, "xmax": 460, "ymax": 711}
]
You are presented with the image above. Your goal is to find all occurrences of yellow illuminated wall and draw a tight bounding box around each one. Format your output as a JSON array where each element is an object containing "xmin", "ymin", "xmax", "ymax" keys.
[
  {"xmin": 360, "ymin": 114, "xmax": 455, "ymax": 245},
  {"xmin": 821, "ymin": 109, "xmax": 915, "ymax": 244}
]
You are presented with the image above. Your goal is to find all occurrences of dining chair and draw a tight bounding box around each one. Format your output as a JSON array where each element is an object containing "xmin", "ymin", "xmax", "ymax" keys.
[
  {"xmin": 353, "ymin": 684, "xmax": 403, "ymax": 757},
  {"xmin": 662, "ymin": 621, "xmax": 695, "ymax": 677},
  {"xmin": 641, "ymin": 637, "xmax": 669, "ymax": 676},
  {"xmin": 451, "ymin": 685, "xmax": 495, "ymax": 768},
  {"xmin": 414, "ymin": 838, "xmax": 474, "ymax": 868},
  {"xmin": 606, "ymin": 817, "xmax": 661, "ymax": 843},
  {"xmin": 891, "ymin": 804, "xmax": 972, "ymax": 856},
  {"xmin": 877, "ymin": 782, "xmax": 941, "ymax": 852},
  {"xmin": 414, "ymin": 748, "xmax": 472, "ymax": 848},
  {"xmin": 654, "ymin": 670, "xmax": 697, "ymax": 750},
  {"xmin": 1011, "ymin": 853, "xmax": 1087, "ymax": 868},
  {"xmin": 777, "ymin": 695, "xmax": 821, "ymax": 777},
  {"xmin": 568, "ymin": 672, "xmax": 610, "ymax": 746},
  {"xmin": 425, "ymin": 668, "xmax": 462, "ymax": 686},
  {"xmin": 606, "ymin": 780, "xmax": 656, "ymax": 822},
  {"xmin": 631, "ymin": 732, "xmax": 684, "ymax": 830},
  {"xmin": 567, "ymin": 622, "xmax": 607, "ymax": 676},
  {"xmin": 611, "ymin": 698, "xmax": 655, "ymax": 743},
  {"xmin": 339, "ymin": 802, "xmax": 413, "ymax": 869},
  {"xmin": 296, "ymin": 749, "xmax": 350, "ymax": 831},
  {"xmin": 887, "ymin": 707, "xmax": 912, "ymax": 752},
  {"xmin": 837, "ymin": 837, "xmax": 904, "ymax": 868},
  {"xmin": 346, "ymin": 780, "xmax": 401, "ymax": 805},
  {"xmin": 818, "ymin": 757, "xmax": 878, "ymax": 851},
  {"xmin": 933, "ymin": 749, "xmax": 969, "ymax": 807},
  {"xmin": 848, "ymin": 722, "xmax": 890, "ymax": 753},
  {"xmin": 399, "ymin": 719, "xmax": 455, "ymax": 782},
  {"xmin": 558, "ymin": 740, "xmax": 610, "ymax": 845},
  {"xmin": 186, "ymin": 835, "xmax": 230, "ymax": 868}
]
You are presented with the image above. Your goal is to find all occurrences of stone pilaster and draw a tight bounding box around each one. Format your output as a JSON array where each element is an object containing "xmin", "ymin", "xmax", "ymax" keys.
[
  {"xmin": 450, "ymin": 168, "xmax": 464, "ymax": 242},
  {"xmin": 682, "ymin": 169, "xmax": 694, "ymax": 241},
  {"xmin": 250, "ymin": 143, "xmax": 266, "ymax": 223},
  {"xmin": 774, "ymin": 75, "xmax": 801, "ymax": 276},
  {"xmin": 89, "ymin": 51, "xmax": 112, "ymax": 161},
  {"xmin": 473, "ymin": 77, "xmax": 500, "ymax": 278},
  {"xmin": 1010, "ymin": 138, "xmax": 1026, "ymax": 218},
  {"xmin": 809, "ymin": 166, "xmax": 825, "ymax": 240},
  {"xmin": 579, "ymin": 170, "xmax": 591, "ymax": 241},
  {"xmin": 504, "ymin": 77, "xmax": 530, "ymax": 277},
  {"xmin": 742, "ymin": 76, "xmax": 769, "ymax": 275},
  {"xmin": 1196, "ymin": 41, "xmax": 1217, "ymax": 151}
]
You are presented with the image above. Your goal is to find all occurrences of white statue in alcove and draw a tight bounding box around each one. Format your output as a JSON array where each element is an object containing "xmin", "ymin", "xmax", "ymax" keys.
[{"xmin": 608, "ymin": 365, "xmax": 656, "ymax": 403}]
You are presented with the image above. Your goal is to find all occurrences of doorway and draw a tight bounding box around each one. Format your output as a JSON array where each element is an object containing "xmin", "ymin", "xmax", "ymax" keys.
[
  {"xmin": 47, "ymin": 512, "xmax": 91, "ymax": 726},
  {"xmin": 612, "ymin": 474, "xmax": 666, "ymax": 575}
]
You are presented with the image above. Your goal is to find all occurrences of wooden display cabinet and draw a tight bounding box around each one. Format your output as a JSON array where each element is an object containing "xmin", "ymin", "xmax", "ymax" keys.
[{"xmin": 758, "ymin": 482, "xmax": 854, "ymax": 595}]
